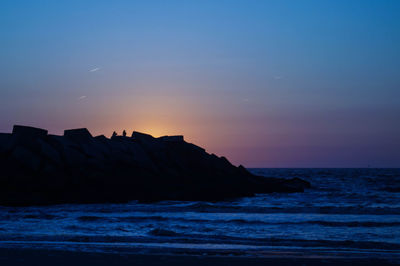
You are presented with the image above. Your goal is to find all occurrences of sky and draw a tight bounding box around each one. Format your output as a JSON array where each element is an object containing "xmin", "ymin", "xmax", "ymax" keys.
[{"xmin": 1, "ymin": 0, "xmax": 399, "ymax": 168}]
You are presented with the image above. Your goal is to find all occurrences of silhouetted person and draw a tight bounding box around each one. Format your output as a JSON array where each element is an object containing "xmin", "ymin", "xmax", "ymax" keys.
[
  {"xmin": 112, "ymin": 131, "xmax": 117, "ymax": 137},
  {"xmin": 122, "ymin": 130, "xmax": 127, "ymax": 137}
]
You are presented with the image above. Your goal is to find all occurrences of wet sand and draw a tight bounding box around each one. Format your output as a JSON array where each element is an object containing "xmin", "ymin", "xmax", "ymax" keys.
[{"xmin": 0, "ymin": 248, "xmax": 397, "ymax": 266}]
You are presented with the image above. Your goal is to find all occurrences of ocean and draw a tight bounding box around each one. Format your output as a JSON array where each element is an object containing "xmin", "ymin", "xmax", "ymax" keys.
[{"xmin": 0, "ymin": 168, "xmax": 399, "ymax": 259}]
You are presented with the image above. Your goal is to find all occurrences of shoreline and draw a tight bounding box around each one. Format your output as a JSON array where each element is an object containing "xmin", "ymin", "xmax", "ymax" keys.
[{"xmin": 0, "ymin": 247, "xmax": 398, "ymax": 266}]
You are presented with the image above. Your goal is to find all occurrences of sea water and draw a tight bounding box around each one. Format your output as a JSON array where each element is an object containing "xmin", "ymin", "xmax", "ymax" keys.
[{"xmin": 0, "ymin": 168, "xmax": 399, "ymax": 258}]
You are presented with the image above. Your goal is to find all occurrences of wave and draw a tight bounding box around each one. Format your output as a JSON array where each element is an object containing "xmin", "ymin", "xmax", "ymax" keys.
[
  {"xmin": 185, "ymin": 206, "xmax": 400, "ymax": 215},
  {"xmin": 73, "ymin": 214, "xmax": 400, "ymax": 228},
  {"xmin": 2, "ymin": 232, "xmax": 400, "ymax": 251},
  {"xmin": 218, "ymin": 219, "xmax": 400, "ymax": 228},
  {"xmin": 76, "ymin": 215, "xmax": 170, "ymax": 223},
  {"xmin": 77, "ymin": 216, "xmax": 106, "ymax": 222},
  {"xmin": 0, "ymin": 213, "xmax": 61, "ymax": 221},
  {"xmin": 148, "ymin": 228, "xmax": 178, "ymax": 237},
  {"xmin": 305, "ymin": 220, "xmax": 400, "ymax": 227},
  {"xmin": 22, "ymin": 213, "xmax": 60, "ymax": 220}
]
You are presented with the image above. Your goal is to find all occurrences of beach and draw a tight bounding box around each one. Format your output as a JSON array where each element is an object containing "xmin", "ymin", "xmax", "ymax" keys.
[{"xmin": 0, "ymin": 248, "xmax": 398, "ymax": 266}]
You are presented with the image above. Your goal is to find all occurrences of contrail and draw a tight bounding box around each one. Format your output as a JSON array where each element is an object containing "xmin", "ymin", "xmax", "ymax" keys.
[{"xmin": 89, "ymin": 67, "xmax": 100, "ymax": 72}]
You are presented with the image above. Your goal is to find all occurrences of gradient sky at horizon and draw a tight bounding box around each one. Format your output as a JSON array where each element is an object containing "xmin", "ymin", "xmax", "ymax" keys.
[{"xmin": 1, "ymin": 0, "xmax": 399, "ymax": 167}]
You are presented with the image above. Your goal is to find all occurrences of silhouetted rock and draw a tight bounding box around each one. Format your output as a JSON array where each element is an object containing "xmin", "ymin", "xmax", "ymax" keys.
[
  {"xmin": 0, "ymin": 125, "xmax": 310, "ymax": 206},
  {"xmin": 94, "ymin": 135, "xmax": 108, "ymax": 142},
  {"xmin": 131, "ymin": 131, "xmax": 154, "ymax": 142},
  {"xmin": 0, "ymin": 133, "xmax": 11, "ymax": 154},
  {"xmin": 64, "ymin": 128, "xmax": 92, "ymax": 142},
  {"xmin": 158, "ymin": 135, "xmax": 184, "ymax": 142},
  {"xmin": 38, "ymin": 139, "xmax": 62, "ymax": 165},
  {"xmin": 12, "ymin": 125, "xmax": 48, "ymax": 139},
  {"xmin": 11, "ymin": 146, "xmax": 42, "ymax": 172}
]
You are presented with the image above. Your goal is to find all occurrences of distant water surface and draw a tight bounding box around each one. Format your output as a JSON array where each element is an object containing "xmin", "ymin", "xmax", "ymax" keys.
[{"xmin": 0, "ymin": 168, "xmax": 399, "ymax": 259}]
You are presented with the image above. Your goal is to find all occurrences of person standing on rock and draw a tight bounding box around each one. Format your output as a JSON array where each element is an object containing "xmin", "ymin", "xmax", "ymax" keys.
[
  {"xmin": 112, "ymin": 131, "xmax": 117, "ymax": 137},
  {"xmin": 122, "ymin": 130, "xmax": 127, "ymax": 137}
]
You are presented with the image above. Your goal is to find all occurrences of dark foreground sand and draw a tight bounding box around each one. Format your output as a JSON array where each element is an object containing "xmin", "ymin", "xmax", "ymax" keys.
[{"xmin": 0, "ymin": 248, "xmax": 398, "ymax": 266}]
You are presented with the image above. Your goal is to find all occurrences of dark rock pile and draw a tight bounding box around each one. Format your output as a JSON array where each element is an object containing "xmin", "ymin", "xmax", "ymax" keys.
[{"xmin": 0, "ymin": 125, "xmax": 310, "ymax": 206}]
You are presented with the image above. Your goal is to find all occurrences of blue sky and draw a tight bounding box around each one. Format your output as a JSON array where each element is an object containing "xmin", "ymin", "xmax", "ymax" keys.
[{"xmin": 1, "ymin": 0, "xmax": 399, "ymax": 167}]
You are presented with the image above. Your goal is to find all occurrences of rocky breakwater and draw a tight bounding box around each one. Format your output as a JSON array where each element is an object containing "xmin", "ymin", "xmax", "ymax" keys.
[{"xmin": 0, "ymin": 125, "xmax": 310, "ymax": 206}]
